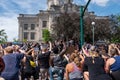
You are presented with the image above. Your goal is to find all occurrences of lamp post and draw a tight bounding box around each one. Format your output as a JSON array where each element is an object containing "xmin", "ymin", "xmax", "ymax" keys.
[
  {"xmin": 91, "ymin": 21, "xmax": 95, "ymax": 45},
  {"xmin": 80, "ymin": 0, "xmax": 91, "ymax": 48}
]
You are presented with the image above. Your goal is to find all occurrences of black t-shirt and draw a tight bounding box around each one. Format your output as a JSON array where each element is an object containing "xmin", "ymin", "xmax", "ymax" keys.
[
  {"xmin": 83, "ymin": 57, "xmax": 111, "ymax": 80},
  {"xmin": 24, "ymin": 55, "xmax": 35, "ymax": 73},
  {"xmin": 38, "ymin": 51, "xmax": 51, "ymax": 69}
]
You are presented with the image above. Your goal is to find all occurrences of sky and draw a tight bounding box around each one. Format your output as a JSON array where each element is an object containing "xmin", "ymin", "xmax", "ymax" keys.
[{"xmin": 0, "ymin": 0, "xmax": 120, "ymax": 41}]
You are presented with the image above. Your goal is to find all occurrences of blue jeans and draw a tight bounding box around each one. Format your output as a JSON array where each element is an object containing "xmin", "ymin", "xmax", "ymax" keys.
[{"xmin": 49, "ymin": 66, "xmax": 64, "ymax": 80}]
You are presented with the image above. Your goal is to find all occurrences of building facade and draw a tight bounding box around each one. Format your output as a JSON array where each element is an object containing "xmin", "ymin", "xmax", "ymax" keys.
[{"xmin": 18, "ymin": 0, "xmax": 109, "ymax": 42}]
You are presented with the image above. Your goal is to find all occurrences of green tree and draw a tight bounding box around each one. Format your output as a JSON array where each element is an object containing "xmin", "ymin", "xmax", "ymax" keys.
[
  {"xmin": 84, "ymin": 17, "xmax": 111, "ymax": 43},
  {"xmin": 52, "ymin": 12, "xmax": 80, "ymax": 40},
  {"xmin": 110, "ymin": 27, "xmax": 120, "ymax": 43},
  {"xmin": 109, "ymin": 14, "xmax": 120, "ymax": 43},
  {"xmin": 23, "ymin": 39, "xmax": 27, "ymax": 42},
  {"xmin": 52, "ymin": 12, "xmax": 111, "ymax": 43},
  {"xmin": 42, "ymin": 29, "xmax": 51, "ymax": 42},
  {"xmin": 13, "ymin": 38, "xmax": 19, "ymax": 42},
  {"xmin": 0, "ymin": 29, "xmax": 7, "ymax": 43}
]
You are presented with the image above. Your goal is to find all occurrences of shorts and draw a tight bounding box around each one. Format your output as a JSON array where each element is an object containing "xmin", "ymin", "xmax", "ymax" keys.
[{"xmin": 40, "ymin": 68, "xmax": 49, "ymax": 79}]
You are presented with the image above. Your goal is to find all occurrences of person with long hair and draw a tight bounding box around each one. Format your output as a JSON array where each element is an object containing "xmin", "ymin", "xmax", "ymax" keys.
[
  {"xmin": 65, "ymin": 52, "xmax": 84, "ymax": 80},
  {"xmin": 83, "ymin": 51, "xmax": 112, "ymax": 80},
  {"xmin": 105, "ymin": 48, "xmax": 120, "ymax": 80}
]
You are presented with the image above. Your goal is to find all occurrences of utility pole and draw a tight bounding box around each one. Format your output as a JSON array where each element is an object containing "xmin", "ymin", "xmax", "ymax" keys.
[
  {"xmin": 91, "ymin": 21, "xmax": 95, "ymax": 45},
  {"xmin": 80, "ymin": 0, "xmax": 91, "ymax": 48}
]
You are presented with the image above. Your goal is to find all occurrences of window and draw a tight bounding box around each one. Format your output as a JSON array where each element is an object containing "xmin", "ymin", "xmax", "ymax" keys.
[
  {"xmin": 30, "ymin": 32, "xmax": 35, "ymax": 40},
  {"xmin": 23, "ymin": 32, "xmax": 28, "ymax": 39},
  {"xmin": 31, "ymin": 24, "xmax": 35, "ymax": 30},
  {"xmin": 24, "ymin": 24, "xmax": 28, "ymax": 30},
  {"xmin": 42, "ymin": 21, "xmax": 47, "ymax": 27}
]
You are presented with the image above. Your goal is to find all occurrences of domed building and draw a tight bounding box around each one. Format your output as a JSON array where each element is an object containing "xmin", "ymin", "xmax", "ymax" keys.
[{"xmin": 18, "ymin": 0, "xmax": 109, "ymax": 42}]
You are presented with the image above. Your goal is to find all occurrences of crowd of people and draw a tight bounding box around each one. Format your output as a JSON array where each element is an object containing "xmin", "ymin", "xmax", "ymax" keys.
[{"xmin": 0, "ymin": 39, "xmax": 120, "ymax": 80}]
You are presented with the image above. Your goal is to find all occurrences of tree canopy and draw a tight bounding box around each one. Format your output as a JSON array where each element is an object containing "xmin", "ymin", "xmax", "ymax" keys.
[
  {"xmin": 52, "ymin": 12, "xmax": 80, "ymax": 40},
  {"xmin": 42, "ymin": 29, "xmax": 51, "ymax": 42},
  {"xmin": 0, "ymin": 29, "xmax": 7, "ymax": 43},
  {"xmin": 52, "ymin": 12, "xmax": 120, "ymax": 43},
  {"xmin": 109, "ymin": 14, "xmax": 120, "ymax": 43}
]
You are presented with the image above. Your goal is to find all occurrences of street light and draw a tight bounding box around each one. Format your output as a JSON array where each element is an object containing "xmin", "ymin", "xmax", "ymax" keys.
[
  {"xmin": 80, "ymin": 0, "xmax": 91, "ymax": 48},
  {"xmin": 91, "ymin": 21, "xmax": 95, "ymax": 45}
]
